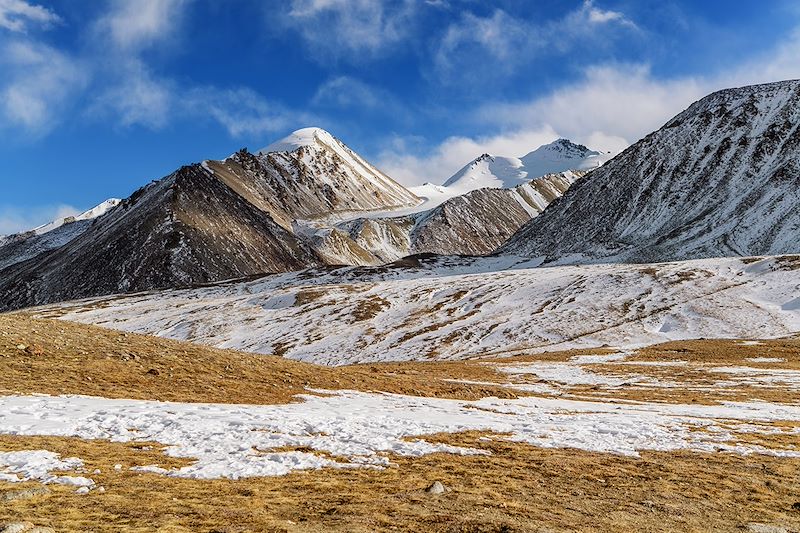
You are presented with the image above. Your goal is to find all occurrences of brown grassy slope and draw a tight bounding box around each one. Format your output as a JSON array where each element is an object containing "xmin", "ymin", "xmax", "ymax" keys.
[
  {"xmin": 1, "ymin": 433, "xmax": 799, "ymax": 533},
  {"xmin": 0, "ymin": 313, "xmax": 543, "ymax": 403}
]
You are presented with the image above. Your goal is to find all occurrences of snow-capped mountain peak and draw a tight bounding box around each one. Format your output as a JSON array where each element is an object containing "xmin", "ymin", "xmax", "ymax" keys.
[
  {"xmin": 253, "ymin": 127, "xmax": 421, "ymax": 216},
  {"xmin": 442, "ymin": 138, "xmax": 611, "ymax": 193},
  {"xmin": 258, "ymin": 127, "xmax": 336, "ymax": 154}
]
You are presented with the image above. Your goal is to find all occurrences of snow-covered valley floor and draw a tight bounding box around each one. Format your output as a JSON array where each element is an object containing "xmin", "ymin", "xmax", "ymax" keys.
[{"xmin": 33, "ymin": 255, "xmax": 800, "ymax": 364}]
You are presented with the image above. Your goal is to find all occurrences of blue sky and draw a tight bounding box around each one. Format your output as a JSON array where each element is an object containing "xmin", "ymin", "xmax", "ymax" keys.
[{"xmin": 1, "ymin": 0, "xmax": 800, "ymax": 233}]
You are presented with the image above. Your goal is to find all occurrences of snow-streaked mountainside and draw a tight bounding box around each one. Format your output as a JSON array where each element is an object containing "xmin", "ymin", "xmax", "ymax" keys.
[
  {"xmin": 502, "ymin": 80, "xmax": 800, "ymax": 263},
  {"xmin": 35, "ymin": 255, "xmax": 800, "ymax": 365},
  {"xmin": 442, "ymin": 139, "xmax": 610, "ymax": 192},
  {"xmin": 254, "ymin": 127, "xmax": 421, "ymax": 219},
  {"xmin": 312, "ymin": 171, "xmax": 585, "ymax": 264},
  {"xmin": 30, "ymin": 198, "xmax": 121, "ymax": 237},
  {"xmin": 0, "ymin": 199, "xmax": 120, "ymax": 271}
]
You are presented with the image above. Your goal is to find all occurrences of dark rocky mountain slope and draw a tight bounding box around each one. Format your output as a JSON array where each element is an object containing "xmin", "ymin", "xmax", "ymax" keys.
[{"xmin": 501, "ymin": 80, "xmax": 800, "ymax": 263}]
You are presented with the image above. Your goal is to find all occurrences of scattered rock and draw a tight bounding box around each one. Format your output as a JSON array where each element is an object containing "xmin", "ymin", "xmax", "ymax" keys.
[
  {"xmin": 792, "ymin": 501, "xmax": 800, "ymax": 511},
  {"xmin": 24, "ymin": 344, "xmax": 44, "ymax": 356},
  {"xmin": 747, "ymin": 523, "xmax": 789, "ymax": 533},
  {"xmin": 15, "ymin": 344, "xmax": 27, "ymax": 351},
  {"xmin": 425, "ymin": 481, "xmax": 448, "ymax": 495},
  {"xmin": 146, "ymin": 368, "xmax": 160, "ymax": 376},
  {"xmin": 1, "ymin": 487, "xmax": 50, "ymax": 501}
]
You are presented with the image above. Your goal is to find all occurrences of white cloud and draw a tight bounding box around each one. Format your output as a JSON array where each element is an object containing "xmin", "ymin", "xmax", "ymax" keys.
[
  {"xmin": 0, "ymin": 204, "xmax": 80, "ymax": 235},
  {"xmin": 478, "ymin": 29, "xmax": 800, "ymax": 149},
  {"xmin": 433, "ymin": 1, "xmax": 638, "ymax": 82},
  {"xmin": 281, "ymin": 0, "xmax": 420, "ymax": 60},
  {"xmin": 0, "ymin": 40, "xmax": 88, "ymax": 136},
  {"xmin": 313, "ymin": 76, "xmax": 385, "ymax": 109},
  {"xmin": 90, "ymin": 59, "xmax": 173, "ymax": 129},
  {"xmin": 581, "ymin": 0, "xmax": 635, "ymax": 26},
  {"xmin": 95, "ymin": 0, "xmax": 189, "ymax": 50},
  {"xmin": 184, "ymin": 87, "xmax": 302, "ymax": 137},
  {"xmin": 480, "ymin": 64, "xmax": 705, "ymax": 147},
  {"xmin": 311, "ymin": 76, "xmax": 408, "ymax": 122},
  {"xmin": 0, "ymin": 0, "xmax": 60, "ymax": 32},
  {"xmin": 380, "ymin": 25, "xmax": 800, "ymax": 188}
]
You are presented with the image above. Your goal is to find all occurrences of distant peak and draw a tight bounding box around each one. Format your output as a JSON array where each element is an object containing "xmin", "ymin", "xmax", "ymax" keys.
[
  {"xmin": 523, "ymin": 138, "xmax": 600, "ymax": 160},
  {"xmin": 259, "ymin": 127, "xmax": 337, "ymax": 154}
]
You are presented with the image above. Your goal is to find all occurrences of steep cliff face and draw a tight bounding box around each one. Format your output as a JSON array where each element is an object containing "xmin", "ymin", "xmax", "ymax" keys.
[{"xmin": 502, "ymin": 80, "xmax": 800, "ymax": 263}]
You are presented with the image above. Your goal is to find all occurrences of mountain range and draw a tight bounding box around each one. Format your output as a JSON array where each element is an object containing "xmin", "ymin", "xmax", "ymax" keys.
[
  {"xmin": 3, "ymin": 79, "xmax": 800, "ymax": 312},
  {"xmin": 0, "ymin": 130, "xmax": 596, "ymax": 310}
]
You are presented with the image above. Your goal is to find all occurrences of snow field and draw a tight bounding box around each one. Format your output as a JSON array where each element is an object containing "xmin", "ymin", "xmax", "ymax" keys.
[{"xmin": 0, "ymin": 386, "xmax": 799, "ymax": 482}]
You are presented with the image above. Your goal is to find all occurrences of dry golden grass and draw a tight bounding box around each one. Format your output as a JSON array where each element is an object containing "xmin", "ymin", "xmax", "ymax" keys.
[
  {"xmin": 1, "ymin": 433, "xmax": 800, "ymax": 532},
  {"xmin": 0, "ymin": 313, "xmax": 529, "ymax": 404},
  {"xmin": 634, "ymin": 338, "xmax": 800, "ymax": 368},
  {"xmin": 490, "ymin": 337, "xmax": 800, "ymax": 405}
]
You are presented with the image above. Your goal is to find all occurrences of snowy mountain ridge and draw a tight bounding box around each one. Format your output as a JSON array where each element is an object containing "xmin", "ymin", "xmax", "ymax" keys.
[
  {"xmin": 255, "ymin": 127, "xmax": 421, "ymax": 216},
  {"xmin": 442, "ymin": 138, "xmax": 611, "ymax": 193},
  {"xmin": 0, "ymin": 198, "xmax": 122, "ymax": 271}
]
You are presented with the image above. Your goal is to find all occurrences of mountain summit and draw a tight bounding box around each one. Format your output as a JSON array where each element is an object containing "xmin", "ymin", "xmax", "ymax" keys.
[{"xmin": 442, "ymin": 138, "xmax": 610, "ymax": 192}]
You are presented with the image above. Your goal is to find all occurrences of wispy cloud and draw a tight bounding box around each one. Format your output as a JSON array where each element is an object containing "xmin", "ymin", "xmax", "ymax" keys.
[
  {"xmin": 311, "ymin": 75, "xmax": 409, "ymax": 124},
  {"xmin": 432, "ymin": 1, "xmax": 639, "ymax": 83},
  {"xmin": 89, "ymin": 58, "xmax": 173, "ymax": 129},
  {"xmin": 184, "ymin": 87, "xmax": 303, "ymax": 137},
  {"xmin": 280, "ymin": 0, "xmax": 422, "ymax": 61},
  {"xmin": 0, "ymin": 0, "xmax": 60, "ymax": 32},
  {"xmin": 582, "ymin": 0, "xmax": 636, "ymax": 26},
  {"xmin": 94, "ymin": 0, "xmax": 189, "ymax": 51},
  {"xmin": 0, "ymin": 40, "xmax": 88, "ymax": 137}
]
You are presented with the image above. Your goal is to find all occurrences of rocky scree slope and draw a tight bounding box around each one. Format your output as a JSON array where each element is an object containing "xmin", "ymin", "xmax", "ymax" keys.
[{"xmin": 501, "ymin": 80, "xmax": 800, "ymax": 263}]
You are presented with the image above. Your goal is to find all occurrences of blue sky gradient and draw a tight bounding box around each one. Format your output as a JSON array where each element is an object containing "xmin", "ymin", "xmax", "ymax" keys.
[{"xmin": 1, "ymin": 0, "xmax": 800, "ymax": 232}]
